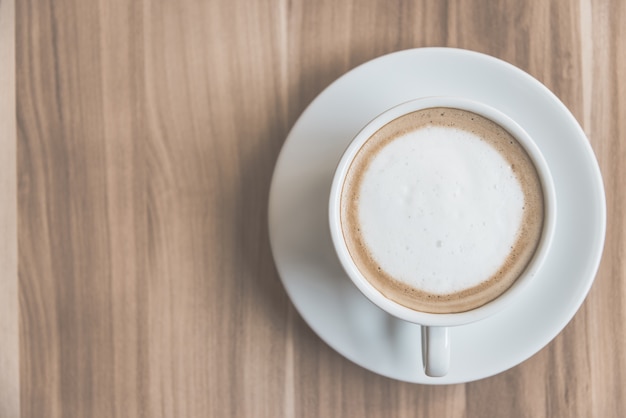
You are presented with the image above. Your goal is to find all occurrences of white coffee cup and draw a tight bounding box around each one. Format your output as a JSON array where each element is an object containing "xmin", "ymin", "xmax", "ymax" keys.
[{"xmin": 329, "ymin": 97, "xmax": 556, "ymax": 377}]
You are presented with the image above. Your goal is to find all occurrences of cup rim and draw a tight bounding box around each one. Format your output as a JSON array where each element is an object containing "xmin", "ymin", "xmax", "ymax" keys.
[{"xmin": 328, "ymin": 96, "xmax": 557, "ymax": 327}]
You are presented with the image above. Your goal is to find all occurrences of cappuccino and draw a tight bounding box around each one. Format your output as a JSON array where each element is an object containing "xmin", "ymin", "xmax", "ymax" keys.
[{"xmin": 340, "ymin": 107, "xmax": 544, "ymax": 313}]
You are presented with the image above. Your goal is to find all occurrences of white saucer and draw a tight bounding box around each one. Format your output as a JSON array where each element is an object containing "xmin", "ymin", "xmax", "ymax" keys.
[{"xmin": 268, "ymin": 48, "xmax": 606, "ymax": 384}]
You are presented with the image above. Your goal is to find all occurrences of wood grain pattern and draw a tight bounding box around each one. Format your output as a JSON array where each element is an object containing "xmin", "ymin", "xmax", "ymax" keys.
[
  {"xmin": 0, "ymin": 0, "xmax": 17, "ymax": 416},
  {"xmin": 12, "ymin": 0, "xmax": 626, "ymax": 417}
]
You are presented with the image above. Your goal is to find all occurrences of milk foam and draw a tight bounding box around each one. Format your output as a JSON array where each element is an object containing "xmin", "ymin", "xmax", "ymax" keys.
[{"xmin": 357, "ymin": 126, "xmax": 525, "ymax": 295}]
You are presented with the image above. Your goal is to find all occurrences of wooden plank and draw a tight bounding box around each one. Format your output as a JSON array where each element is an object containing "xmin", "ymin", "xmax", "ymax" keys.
[{"xmin": 0, "ymin": 0, "xmax": 17, "ymax": 416}]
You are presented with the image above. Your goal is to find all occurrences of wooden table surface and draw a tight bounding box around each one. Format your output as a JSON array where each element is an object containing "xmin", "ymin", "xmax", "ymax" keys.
[{"xmin": 2, "ymin": 0, "xmax": 625, "ymax": 416}]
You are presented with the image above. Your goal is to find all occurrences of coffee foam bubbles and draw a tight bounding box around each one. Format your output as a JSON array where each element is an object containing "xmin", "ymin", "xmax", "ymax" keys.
[
  {"xmin": 358, "ymin": 126, "xmax": 524, "ymax": 295},
  {"xmin": 340, "ymin": 107, "xmax": 544, "ymax": 314}
]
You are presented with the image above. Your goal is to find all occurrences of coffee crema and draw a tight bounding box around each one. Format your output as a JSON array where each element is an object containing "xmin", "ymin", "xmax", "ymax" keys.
[{"xmin": 340, "ymin": 107, "xmax": 544, "ymax": 314}]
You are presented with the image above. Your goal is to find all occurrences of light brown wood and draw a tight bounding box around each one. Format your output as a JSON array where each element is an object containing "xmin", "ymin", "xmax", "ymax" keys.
[
  {"xmin": 12, "ymin": 0, "xmax": 626, "ymax": 416},
  {"xmin": 0, "ymin": 0, "xmax": 18, "ymax": 416}
]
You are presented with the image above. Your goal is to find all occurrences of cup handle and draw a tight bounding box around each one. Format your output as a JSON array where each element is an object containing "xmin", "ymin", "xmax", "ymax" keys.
[{"xmin": 421, "ymin": 326, "xmax": 450, "ymax": 377}]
